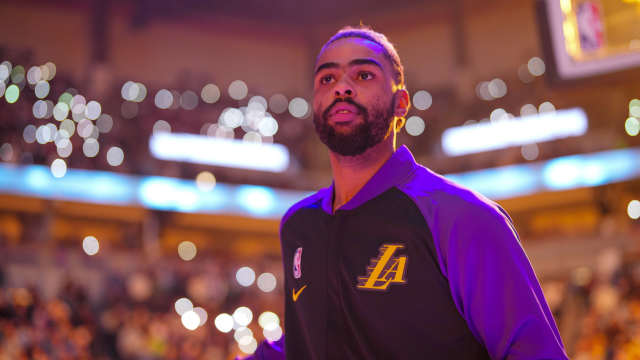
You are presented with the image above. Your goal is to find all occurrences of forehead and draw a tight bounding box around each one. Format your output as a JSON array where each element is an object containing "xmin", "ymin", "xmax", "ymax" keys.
[{"xmin": 315, "ymin": 37, "xmax": 391, "ymax": 72}]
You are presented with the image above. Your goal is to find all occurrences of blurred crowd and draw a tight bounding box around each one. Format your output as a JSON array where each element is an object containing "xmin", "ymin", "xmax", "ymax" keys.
[
  {"xmin": 1, "ymin": 244, "xmax": 640, "ymax": 359},
  {"xmin": 0, "ymin": 45, "xmax": 313, "ymax": 190},
  {"xmin": 0, "ymin": 245, "xmax": 283, "ymax": 360}
]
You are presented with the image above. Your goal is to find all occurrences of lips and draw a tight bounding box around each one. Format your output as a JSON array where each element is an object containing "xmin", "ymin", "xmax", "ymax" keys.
[
  {"xmin": 327, "ymin": 103, "xmax": 360, "ymax": 123},
  {"xmin": 330, "ymin": 103, "xmax": 359, "ymax": 116}
]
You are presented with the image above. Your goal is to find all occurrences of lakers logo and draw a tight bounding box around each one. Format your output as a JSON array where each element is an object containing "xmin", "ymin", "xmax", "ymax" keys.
[{"xmin": 357, "ymin": 244, "xmax": 408, "ymax": 291}]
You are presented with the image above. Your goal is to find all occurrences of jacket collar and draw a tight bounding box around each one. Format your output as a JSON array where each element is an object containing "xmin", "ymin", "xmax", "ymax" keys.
[{"xmin": 320, "ymin": 145, "xmax": 418, "ymax": 214}]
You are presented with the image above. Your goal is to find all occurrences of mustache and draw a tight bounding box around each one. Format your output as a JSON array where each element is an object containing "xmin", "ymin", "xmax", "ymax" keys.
[{"xmin": 322, "ymin": 98, "xmax": 368, "ymax": 121}]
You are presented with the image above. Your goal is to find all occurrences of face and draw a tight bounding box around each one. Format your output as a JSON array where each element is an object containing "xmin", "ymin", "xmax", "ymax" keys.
[{"xmin": 312, "ymin": 37, "xmax": 398, "ymax": 156}]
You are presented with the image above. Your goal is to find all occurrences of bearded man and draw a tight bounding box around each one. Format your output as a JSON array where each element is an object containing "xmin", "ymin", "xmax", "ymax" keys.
[{"xmin": 275, "ymin": 26, "xmax": 569, "ymax": 359}]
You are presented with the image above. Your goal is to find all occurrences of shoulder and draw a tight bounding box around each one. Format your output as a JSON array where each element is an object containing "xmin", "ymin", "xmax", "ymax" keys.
[
  {"xmin": 280, "ymin": 187, "xmax": 327, "ymax": 230},
  {"xmin": 397, "ymin": 164, "xmax": 509, "ymax": 223}
]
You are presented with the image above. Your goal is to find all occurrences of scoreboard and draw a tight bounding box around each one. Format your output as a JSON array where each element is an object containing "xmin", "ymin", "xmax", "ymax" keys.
[{"xmin": 538, "ymin": 0, "xmax": 640, "ymax": 80}]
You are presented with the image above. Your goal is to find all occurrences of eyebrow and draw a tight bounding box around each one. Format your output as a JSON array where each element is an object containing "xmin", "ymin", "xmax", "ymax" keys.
[{"xmin": 314, "ymin": 58, "xmax": 383, "ymax": 75}]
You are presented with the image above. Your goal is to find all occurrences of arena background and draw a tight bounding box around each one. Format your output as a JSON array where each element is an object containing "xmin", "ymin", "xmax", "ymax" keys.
[{"xmin": 0, "ymin": 0, "xmax": 639, "ymax": 358}]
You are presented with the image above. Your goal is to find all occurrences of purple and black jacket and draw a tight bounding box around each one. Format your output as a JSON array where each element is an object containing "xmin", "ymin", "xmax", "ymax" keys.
[{"xmin": 278, "ymin": 145, "xmax": 568, "ymax": 359}]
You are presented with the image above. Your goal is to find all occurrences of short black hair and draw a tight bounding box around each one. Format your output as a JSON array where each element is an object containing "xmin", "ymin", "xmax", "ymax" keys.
[{"xmin": 318, "ymin": 25, "xmax": 405, "ymax": 88}]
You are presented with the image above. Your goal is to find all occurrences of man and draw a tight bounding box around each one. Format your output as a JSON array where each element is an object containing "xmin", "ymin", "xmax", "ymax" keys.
[{"xmin": 278, "ymin": 26, "xmax": 569, "ymax": 359}]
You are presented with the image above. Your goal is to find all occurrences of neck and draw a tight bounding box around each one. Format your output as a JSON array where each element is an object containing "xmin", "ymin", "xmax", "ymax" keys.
[{"xmin": 329, "ymin": 135, "xmax": 396, "ymax": 212}]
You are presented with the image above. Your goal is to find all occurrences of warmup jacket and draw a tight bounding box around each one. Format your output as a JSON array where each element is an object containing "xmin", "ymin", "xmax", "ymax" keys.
[{"xmin": 279, "ymin": 145, "xmax": 568, "ymax": 359}]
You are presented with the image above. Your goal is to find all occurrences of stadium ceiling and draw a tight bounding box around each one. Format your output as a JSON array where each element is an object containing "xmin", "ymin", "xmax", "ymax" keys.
[{"xmin": 114, "ymin": 0, "xmax": 443, "ymax": 28}]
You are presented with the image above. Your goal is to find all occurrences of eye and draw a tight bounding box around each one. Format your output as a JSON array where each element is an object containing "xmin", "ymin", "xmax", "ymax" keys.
[
  {"xmin": 319, "ymin": 74, "xmax": 334, "ymax": 85},
  {"xmin": 357, "ymin": 71, "xmax": 375, "ymax": 81}
]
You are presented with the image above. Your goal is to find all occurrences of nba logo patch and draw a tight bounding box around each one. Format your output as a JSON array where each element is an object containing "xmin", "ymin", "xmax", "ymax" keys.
[{"xmin": 293, "ymin": 247, "xmax": 303, "ymax": 279}]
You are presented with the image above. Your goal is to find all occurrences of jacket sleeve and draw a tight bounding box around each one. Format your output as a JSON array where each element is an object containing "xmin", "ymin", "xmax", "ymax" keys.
[
  {"xmin": 416, "ymin": 192, "xmax": 569, "ymax": 359},
  {"xmin": 236, "ymin": 337, "xmax": 285, "ymax": 360}
]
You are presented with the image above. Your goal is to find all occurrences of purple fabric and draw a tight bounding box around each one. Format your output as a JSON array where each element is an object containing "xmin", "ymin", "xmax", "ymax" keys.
[
  {"xmin": 392, "ymin": 146, "xmax": 568, "ymax": 358},
  {"xmin": 236, "ymin": 338, "xmax": 285, "ymax": 360},
  {"xmin": 283, "ymin": 145, "xmax": 569, "ymax": 359}
]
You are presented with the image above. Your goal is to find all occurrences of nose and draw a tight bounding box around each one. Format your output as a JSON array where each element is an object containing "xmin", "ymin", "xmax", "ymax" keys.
[{"xmin": 333, "ymin": 78, "xmax": 355, "ymax": 98}]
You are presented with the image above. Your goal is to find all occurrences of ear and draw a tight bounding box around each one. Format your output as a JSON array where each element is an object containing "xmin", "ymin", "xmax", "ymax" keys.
[
  {"xmin": 393, "ymin": 88, "xmax": 410, "ymax": 132},
  {"xmin": 393, "ymin": 88, "xmax": 410, "ymax": 118}
]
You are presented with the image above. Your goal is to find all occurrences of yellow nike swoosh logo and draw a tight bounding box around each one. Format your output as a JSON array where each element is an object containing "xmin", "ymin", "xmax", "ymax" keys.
[{"xmin": 292, "ymin": 285, "xmax": 307, "ymax": 302}]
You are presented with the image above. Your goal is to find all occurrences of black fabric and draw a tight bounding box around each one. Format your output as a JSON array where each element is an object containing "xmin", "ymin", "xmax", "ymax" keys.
[{"xmin": 281, "ymin": 188, "xmax": 490, "ymax": 360}]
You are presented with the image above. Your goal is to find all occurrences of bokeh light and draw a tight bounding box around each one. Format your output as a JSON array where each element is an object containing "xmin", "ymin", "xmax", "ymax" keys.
[
  {"xmin": 214, "ymin": 313, "xmax": 234, "ymax": 333},
  {"xmin": 23, "ymin": 125, "xmax": 36, "ymax": 144},
  {"xmin": 85, "ymin": 101, "xmax": 102, "ymax": 120},
  {"xmin": 528, "ymin": 57, "xmax": 546, "ymax": 76},
  {"xmin": 288, "ymin": 97, "xmax": 309, "ymax": 118},
  {"xmin": 106, "ymin": 146, "xmax": 124, "ymax": 166},
  {"xmin": 236, "ymin": 267, "xmax": 256, "ymax": 287},
  {"xmin": 258, "ymin": 116, "xmax": 278, "ymax": 137},
  {"xmin": 153, "ymin": 120, "xmax": 171, "ymax": 134},
  {"xmin": 228, "ymin": 80, "xmax": 248, "ymax": 100},
  {"xmin": 243, "ymin": 131, "xmax": 262, "ymax": 143},
  {"xmin": 181, "ymin": 310, "xmax": 200, "ymax": 331},
  {"xmin": 258, "ymin": 311, "xmax": 280, "ymax": 330},
  {"xmin": 405, "ymin": 115, "xmax": 425, "ymax": 136},
  {"xmin": 33, "ymin": 100, "xmax": 48, "ymax": 119},
  {"xmin": 82, "ymin": 235, "xmax": 99, "ymax": 255},
  {"xmin": 53, "ymin": 102, "xmax": 69, "ymax": 121},
  {"xmin": 96, "ymin": 114, "xmax": 114, "ymax": 133},
  {"xmin": 628, "ymin": 200, "xmax": 640, "ymax": 220},
  {"xmin": 629, "ymin": 99, "xmax": 640, "ymax": 117},
  {"xmin": 520, "ymin": 104, "xmax": 537, "ymax": 117},
  {"xmin": 490, "ymin": 108, "xmax": 508, "ymax": 122},
  {"xmin": 71, "ymin": 94, "xmax": 86, "ymax": 111},
  {"xmin": 222, "ymin": 108, "xmax": 244, "ymax": 128},
  {"xmin": 249, "ymin": 96, "xmax": 268, "ymax": 112},
  {"xmin": 155, "ymin": 89, "xmax": 173, "ymax": 109},
  {"xmin": 57, "ymin": 139, "xmax": 72, "ymax": 158},
  {"xmin": 5, "ymin": 84, "xmax": 19, "ymax": 103},
  {"xmin": 233, "ymin": 307, "xmax": 253, "ymax": 327},
  {"xmin": 195, "ymin": 171, "xmax": 216, "ymax": 191},
  {"xmin": 625, "ymin": 117, "xmax": 639, "ymax": 136},
  {"xmin": 60, "ymin": 119, "xmax": 76, "ymax": 137},
  {"xmin": 521, "ymin": 143, "xmax": 540, "ymax": 161},
  {"xmin": 238, "ymin": 337, "xmax": 258, "ymax": 354},
  {"xmin": 538, "ymin": 101, "xmax": 556, "ymax": 113},
  {"xmin": 413, "ymin": 90, "xmax": 432, "ymax": 110},
  {"xmin": 269, "ymin": 94, "xmax": 288, "ymax": 114},
  {"xmin": 120, "ymin": 101, "xmax": 138, "ymax": 119},
  {"xmin": 180, "ymin": 90, "xmax": 199, "ymax": 110},
  {"xmin": 77, "ymin": 119, "xmax": 94, "ymax": 138},
  {"xmin": 234, "ymin": 327, "xmax": 253, "ymax": 344},
  {"xmin": 178, "ymin": 241, "xmax": 197, "ymax": 261},
  {"xmin": 193, "ymin": 307, "xmax": 208, "ymax": 327},
  {"xmin": 257, "ymin": 273, "xmax": 277, "ymax": 292},
  {"xmin": 518, "ymin": 64, "xmax": 535, "ymax": 83},
  {"xmin": 201, "ymin": 84, "xmax": 221, "ymax": 104},
  {"xmin": 82, "ymin": 138, "xmax": 100, "ymax": 158},
  {"xmin": 0, "ymin": 62, "xmax": 10, "ymax": 81},
  {"xmin": 488, "ymin": 78, "xmax": 507, "ymax": 98},
  {"xmin": 214, "ymin": 125, "xmax": 234, "ymax": 139},
  {"xmin": 121, "ymin": 81, "xmax": 138, "ymax": 101},
  {"xmin": 263, "ymin": 325, "xmax": 283, "ymax": 342},
  {"xmin": 26, "ymin": 66, "xmax": 42, "ymax": 84},
  {"xmin": 50, "ymin": 158, "xmax": 67, "ymax": 178},
  {"xmin": 36, "ymin": 125, "xmax": 50, "ymax": 144},
  {"xmin": 475, "ymin": 81, "xmax": 492, "ymax": 101},
  {"xmin": 58, "ymin": 92, "xmax": 73, "ymax": 106},
  {"xmin": 44, "ymin": 62, "xmax": 56, "ymax": 80},
  {"xmin": 174, "ymin": 297, "xmax": 193, "ymax": 316},
  {"xmin": 34, "ymin": 80, "xmax": 50, "ymax": 99},
  {"xmin": 10, "ymin": 65, "xmax": 25, "ymax": 84},
  {"xmin": 0, "ymin": 143, "xmax": 13, "ymax": 162}
]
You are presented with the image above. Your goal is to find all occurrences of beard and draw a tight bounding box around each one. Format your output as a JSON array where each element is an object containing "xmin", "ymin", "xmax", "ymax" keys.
[{"xmin": 313, "ymin": 97, "xmax": 395, "ymax": 156}]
